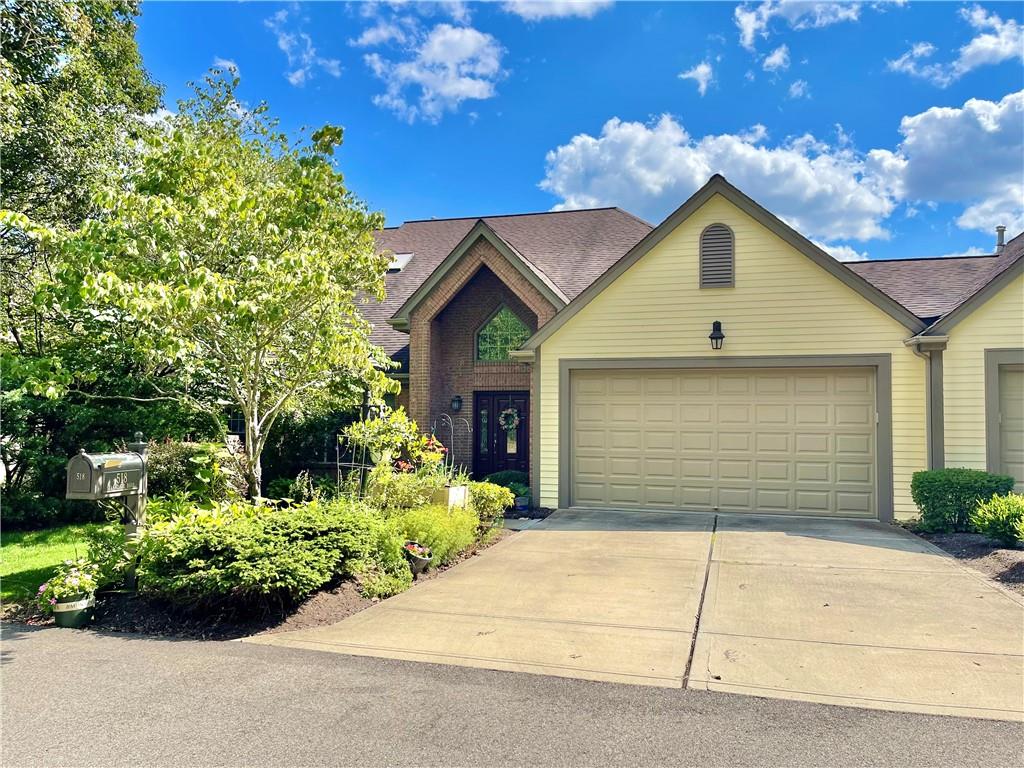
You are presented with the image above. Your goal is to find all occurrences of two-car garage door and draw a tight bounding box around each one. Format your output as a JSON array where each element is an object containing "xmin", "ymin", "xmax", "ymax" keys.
[{"xmin": 571, "ymin": 368, "xmax": 877, "ymax": 518}]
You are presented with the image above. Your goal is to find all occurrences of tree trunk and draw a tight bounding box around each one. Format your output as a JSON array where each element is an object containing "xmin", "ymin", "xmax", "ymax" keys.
[{"xmin": 246, "ymin": 453, "xmax": 262, "ymax": 499}]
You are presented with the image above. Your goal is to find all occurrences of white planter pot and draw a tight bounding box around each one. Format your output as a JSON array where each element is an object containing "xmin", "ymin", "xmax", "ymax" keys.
[{"xmin": 432, "ymin": 485, "xmax": 469, "ymax": 509}]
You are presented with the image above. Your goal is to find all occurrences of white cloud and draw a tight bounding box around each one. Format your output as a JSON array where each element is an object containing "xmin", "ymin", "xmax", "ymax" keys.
[
  {"xmin": 762, "ymin": 44, "xmax": 790, "ymax": 72},
  {"xmin": 350, "ymin": 22, "xmax": 409, "ymax": 47},
  {"xmin": 887, "ymin": 6, "xmax": 1023, "ymax": 87},
  {"xmin": 788, "ymin": 79, "xmax": 810, "ymax": 98},
  {"xmin": 813, "ymin": 241, "xmax": 868, "ymax": 262},
  {"xmin": 735, "ymin": 1, "xmax": 862, "ymax": 50},
  {"xmin": 502, "ymin": 1, "xmax": 613, "ymax": 20},
  {"xmin": 539, "ymin": 90, "xmax": 1024, "ymax": 242},
  {"xmin": 365, "ymin": 23, "xmax": 504, "ymax": 123},
  {"xmin": 212, "ymin": 57, "xmax": 239, "ymax": 75},
  {"xmin": 870, "ymin": 90, "xmax": 1024, "ymax": 233},
  {"xmin": 540, "ymin": 115, "xmax": 896, "ymax": 241},
  {"xmin": 679, "ymin": 61, "xmax": 714, "ymax": 96},
  {"xmin": 264, "ymin": 8, "xmax": 341, "ymax": 87}
]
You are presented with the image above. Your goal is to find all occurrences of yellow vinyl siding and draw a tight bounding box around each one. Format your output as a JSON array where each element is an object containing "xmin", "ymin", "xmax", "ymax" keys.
[
  {"xmin": 943, "ymin": 273, "xmax": 1024, "ymax": 471},
  {"xmin": 538, "ymin": 194, "xmax": 927, "ymax": 519}
]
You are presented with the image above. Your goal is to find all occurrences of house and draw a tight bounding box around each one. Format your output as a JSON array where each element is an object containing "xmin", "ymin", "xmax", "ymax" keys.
[{"xmin": 367, "ymin": 175, "xmax": 1023, "ymax": 521}]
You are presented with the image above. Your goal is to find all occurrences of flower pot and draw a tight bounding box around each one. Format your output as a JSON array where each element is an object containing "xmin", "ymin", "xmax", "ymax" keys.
[
  {"xmin": 52, "ymin": 593, "xmax": 95, "ymax": 628},
  {"xmin": 432, "ymin": 484, "xmax": 469, "ymax": 509},
  {"xmin": 514, "ymin": 496, "xmax": 530, "ymax": 511},
  {"xmin": 403, "ymin": 541, "xmax": 433, "ymax": 575}
]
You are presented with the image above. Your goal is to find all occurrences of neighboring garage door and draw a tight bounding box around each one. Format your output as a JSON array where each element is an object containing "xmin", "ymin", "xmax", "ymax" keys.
[
  {"xmin": 571, "ymin": 368, "xmax": 877, "ymax": 518},
  {"xmin": 999, "ymin": 364, "xmax": 1024, "ymax": 491}
]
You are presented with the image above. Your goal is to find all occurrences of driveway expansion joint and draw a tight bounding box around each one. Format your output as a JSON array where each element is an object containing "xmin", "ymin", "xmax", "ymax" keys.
[{"xmin": 683, "ymin": 514, "xmax": 718, "ymax": 687}]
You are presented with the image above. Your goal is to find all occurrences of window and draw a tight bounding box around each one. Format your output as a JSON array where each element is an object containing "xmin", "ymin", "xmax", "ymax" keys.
[
  {"xmin": 476, "ymin": 307, "xmax": 531, "ymax": 361},
  {"xmin": 700, "ymin": 223, "xmax": 734, "ymax": 288}
]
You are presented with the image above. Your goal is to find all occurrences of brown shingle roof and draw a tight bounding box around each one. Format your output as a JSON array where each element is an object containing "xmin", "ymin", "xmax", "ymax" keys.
[
  {"xmin": 846, "ymin": 231, "xmax": 1023, "ymax": 321},
  {"xmin": 362, "ymin": 208, "xmax": 653, "ymax": 360},
  {"xmin": 362, "ymin": 197, "xmax": 1021, "ymax": 368}
]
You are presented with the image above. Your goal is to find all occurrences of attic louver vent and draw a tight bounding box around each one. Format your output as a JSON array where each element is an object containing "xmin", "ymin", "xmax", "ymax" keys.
[{"xmin": 700, "ymin": 223, "xmax": 734, "ymax": 288}]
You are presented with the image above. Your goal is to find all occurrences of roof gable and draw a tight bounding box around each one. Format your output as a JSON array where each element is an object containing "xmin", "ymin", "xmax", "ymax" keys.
[
  {"xmin": 388, "ymin": 220, "xmax": 568, "ymax": 331},
  {"xmin": 521, "ymin": 175, "xmax": 926, "ymax": 352}
]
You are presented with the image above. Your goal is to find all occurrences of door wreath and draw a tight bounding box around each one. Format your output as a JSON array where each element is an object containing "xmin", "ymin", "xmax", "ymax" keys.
[{"xmin": 498, "ymin": 407, "xmax": 520, "ymax": 433}]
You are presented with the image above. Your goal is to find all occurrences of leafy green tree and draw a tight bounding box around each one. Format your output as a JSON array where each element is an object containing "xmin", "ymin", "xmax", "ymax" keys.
[
  {"xmin": 0, "ymin": 1, "xmax": 196, "ymax": 524},
  {"xmin": 26, "ymin": 74, "xmax": 395, "ymax": 496}
]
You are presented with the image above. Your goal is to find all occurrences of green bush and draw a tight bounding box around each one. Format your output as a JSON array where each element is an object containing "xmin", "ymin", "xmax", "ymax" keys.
[
  {"xmin": 393, "ymin": 504, "xmax": 480, "ymax": 566},
  {"xmin": 482, "ymin": 470, "xmax": 529, "ymax": 490},
  {"xmin": 265, "ymin": 470, "xmax": 339, "ymax": 502},
  {"xmin": 0, "ymin": 489, "xmax": 100, "ymax": 529},
  {"xmin": 366, "ymin": 464, "xmax": 446, "ymax": 511},
  {"xmin": 137, "ymin": 498, "xmax": 411, "ymax": 611},
  {"xmin": 85, "ymin": 524, "xmax": 133, "ymax": 588},
  {"xmin": 508, "ymin": 482, "xmax": 531, "ymax": 499},
  {"xmin": 911, "ymin": 468, "xmax": 1016, "ymax": 533},
  {"xmin": 970, "ymin": 493, "xmax": 1024, "ymax": 546},
  {"xmin": 144, "ymin": 441, "xmax": 243, "ymax": 502},
  {"xmin": 468, "ymin": 481, "xmax": 514, "ymax": 527}
]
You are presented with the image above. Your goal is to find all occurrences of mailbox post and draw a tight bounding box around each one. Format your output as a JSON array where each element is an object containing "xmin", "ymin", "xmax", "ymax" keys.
[{"xmin": 66, "ymin": 432, "xmax": 149, "ymax": 588}]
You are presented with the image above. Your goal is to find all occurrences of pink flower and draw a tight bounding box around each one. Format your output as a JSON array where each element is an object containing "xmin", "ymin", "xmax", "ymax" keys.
[
  {"xmin": 38, "ymin": 583, "xmax": 47, "ymax": 593},
  {"xmin": 48, "ymin": 598, "xmax": 56, "ymax": 605}
]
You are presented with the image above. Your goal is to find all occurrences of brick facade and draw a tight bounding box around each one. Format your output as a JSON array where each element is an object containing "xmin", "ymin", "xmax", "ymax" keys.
[{"xmin": 405, "ymin": 237, "xmax": 557, "ymax": 473}]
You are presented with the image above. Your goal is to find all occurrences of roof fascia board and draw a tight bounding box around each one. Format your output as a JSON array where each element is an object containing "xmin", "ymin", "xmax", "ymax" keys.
[
  {"xmin": 925, "ymin": 257, "xmax": 1023, "ymax": 335},
  {"xmin": 521, "ymin": 176, "xmax": 925, "ymax": 351},
  {"xmin": 388, "ymin": 221, "xmax": 567, "ymax": 329}
]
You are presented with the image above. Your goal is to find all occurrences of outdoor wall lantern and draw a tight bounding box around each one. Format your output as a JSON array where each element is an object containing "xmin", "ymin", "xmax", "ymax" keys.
[
  {"xmin": 450, "ymin": 395, "xmax": 463, "ymax": 412},
  {"xmin": 709, "ymin": 320, "xmax": 725, "ymax": 350}
]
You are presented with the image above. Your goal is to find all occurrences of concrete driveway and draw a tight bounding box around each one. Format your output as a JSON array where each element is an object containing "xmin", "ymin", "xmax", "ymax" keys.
[
  {"xmin": 248, "ymin": 509, "xmax": 1024, "ymax": 721},
  {"xmin": 249, "ymin": 509, "xmax": 715, "ymax": 686}
]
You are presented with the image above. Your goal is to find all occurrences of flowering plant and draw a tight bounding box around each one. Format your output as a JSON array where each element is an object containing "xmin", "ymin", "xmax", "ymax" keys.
[
  {"xmin": 403, "ymin": 541, "xmax": 432, "ymax": 559},
  {"xmin": 37, "ymin": 559, "xmax": 101, "ymax": 612},
  {"xmin": 498, "ymin": 407, "xmax": 520, "ymax": 433}
]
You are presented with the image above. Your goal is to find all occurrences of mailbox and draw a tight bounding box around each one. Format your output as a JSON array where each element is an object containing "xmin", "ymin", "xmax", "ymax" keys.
[{"xmin": 66, "ymin": 450, "xmax": 147, "ymax": 500}]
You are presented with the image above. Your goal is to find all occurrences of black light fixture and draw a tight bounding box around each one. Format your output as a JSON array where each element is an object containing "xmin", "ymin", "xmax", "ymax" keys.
[
  {"xmin": 709, "ymin": 320, "xmax": 725, "ymax": 350},
  {"xmin": 450, "ymin": 394, "xmax": 463, "ymax": 412}
]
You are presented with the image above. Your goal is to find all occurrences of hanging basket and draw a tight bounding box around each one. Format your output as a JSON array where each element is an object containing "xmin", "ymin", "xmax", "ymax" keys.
[{"xmin": 498, "ymin": 407, "xmax": 520, "ymax": 433}]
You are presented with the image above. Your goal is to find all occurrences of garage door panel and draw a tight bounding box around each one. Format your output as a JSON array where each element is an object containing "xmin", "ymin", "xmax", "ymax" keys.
[
  {"xmin": 681, "ymin": 431, "xmax": 713, "ymax": 451},
  {"xmin": 719, "ymin": 404, "xmax": 753, "ymax": 424},
  {"xmin": 795, "ymin": 462, "xmax": 830, "ymax": 482},
  {"xmin": 572, "ymin": 367, "xmax": 877, "ymax": 518},
  {"xmin": 609, "ymin": 430, "xmax": 640, "ymax": 450},
  {"xmin": 795, "ymin": 433, "xmax": 830, "ymax": 455}
]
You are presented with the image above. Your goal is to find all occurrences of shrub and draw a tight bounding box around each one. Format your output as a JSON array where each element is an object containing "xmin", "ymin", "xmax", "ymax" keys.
[
  {"xmin": 393, "ymin": 504, "xmax": 480, "ymax": 566},
  {"xmin": 85, "ymin": 524, "xmax": 133, "ymax": 588},
  {"xmin": 0, "ymin": 489, "xmax": 101, "ymax": 529},
  {"xmin": 265, "ymin": 470, "xmax": 339, "ymax": 502},
  {"xmin": 468, "ymin": 482, "xmax": 514, "ymax": 527},
  {"xmin": 365, "ymin": 464, "xmax": 446, "ymax": 511},
  {"xmin": 144, "ymin": 441, "xmax": 243, "ymax": 502},
  {"xmin": 137, "ymin": 498, "xmax": 411, "ymax": 611},
  {"xmin": 482, "ymin": 470, "xmax": 529, "ymax": 490},
  {"xmin": 970, "ymin": 493, "xmax": 1024, "ymax": 546},
  {"xmin": 508, "ymin": 482, "xmax": 531, "ymax": 499},
  {"xmin": 911, "ymin": 468, "xmax": 1016, "ymax": 533}
]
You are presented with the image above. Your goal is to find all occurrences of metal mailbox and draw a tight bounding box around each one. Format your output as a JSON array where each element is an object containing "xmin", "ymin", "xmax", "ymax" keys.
[{"xmin": 66, "ymin": 450, "xmax": 147, "ymax": 500}]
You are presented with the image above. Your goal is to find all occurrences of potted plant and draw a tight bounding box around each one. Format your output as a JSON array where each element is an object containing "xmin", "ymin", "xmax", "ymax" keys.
[
  {"xmin": 403, "ymin": 541, "xmax": 433, "ymax": 575},
  {"xmin": 509, "ymin": 482, "xmax": 531, "ymax": 512},
  {"xmin": 38, "ymin": 559, "xmax": 101, "ymax": 628}
]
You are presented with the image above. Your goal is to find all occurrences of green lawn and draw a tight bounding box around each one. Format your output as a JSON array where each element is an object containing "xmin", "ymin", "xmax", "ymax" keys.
[{"xmin": 1, "ymin": 524, "xmax": 101, "ymax": 605}]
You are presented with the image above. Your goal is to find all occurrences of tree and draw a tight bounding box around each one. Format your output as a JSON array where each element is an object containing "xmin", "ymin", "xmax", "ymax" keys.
[
  {"xmin": 0, "ymin": 1, "xmax": 188, "ymax": 525},
  {"xmin": 29, "ymin": 74, "xmax": 396, "ymax": 496}
]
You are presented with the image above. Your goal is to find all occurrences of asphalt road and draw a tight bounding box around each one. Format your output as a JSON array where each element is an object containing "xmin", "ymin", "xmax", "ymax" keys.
[{"xmin": 2, "ymin": 625, "xmax": 1021, "ymax": 768}]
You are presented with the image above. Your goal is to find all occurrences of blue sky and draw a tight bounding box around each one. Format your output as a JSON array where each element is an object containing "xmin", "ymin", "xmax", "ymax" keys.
[{"xmin": 137, "ymin": 1, "xmax": 1023, "ymax": 261}]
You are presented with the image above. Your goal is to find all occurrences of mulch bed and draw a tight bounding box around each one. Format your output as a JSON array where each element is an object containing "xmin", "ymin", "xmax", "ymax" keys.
[
  {"xmin": 3, "ymin": 527, "xmax": 516, "ymax": 640},
  {"xmin": 916, "ymin": 531, "xmax": 1024, "ymax": 596}
]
